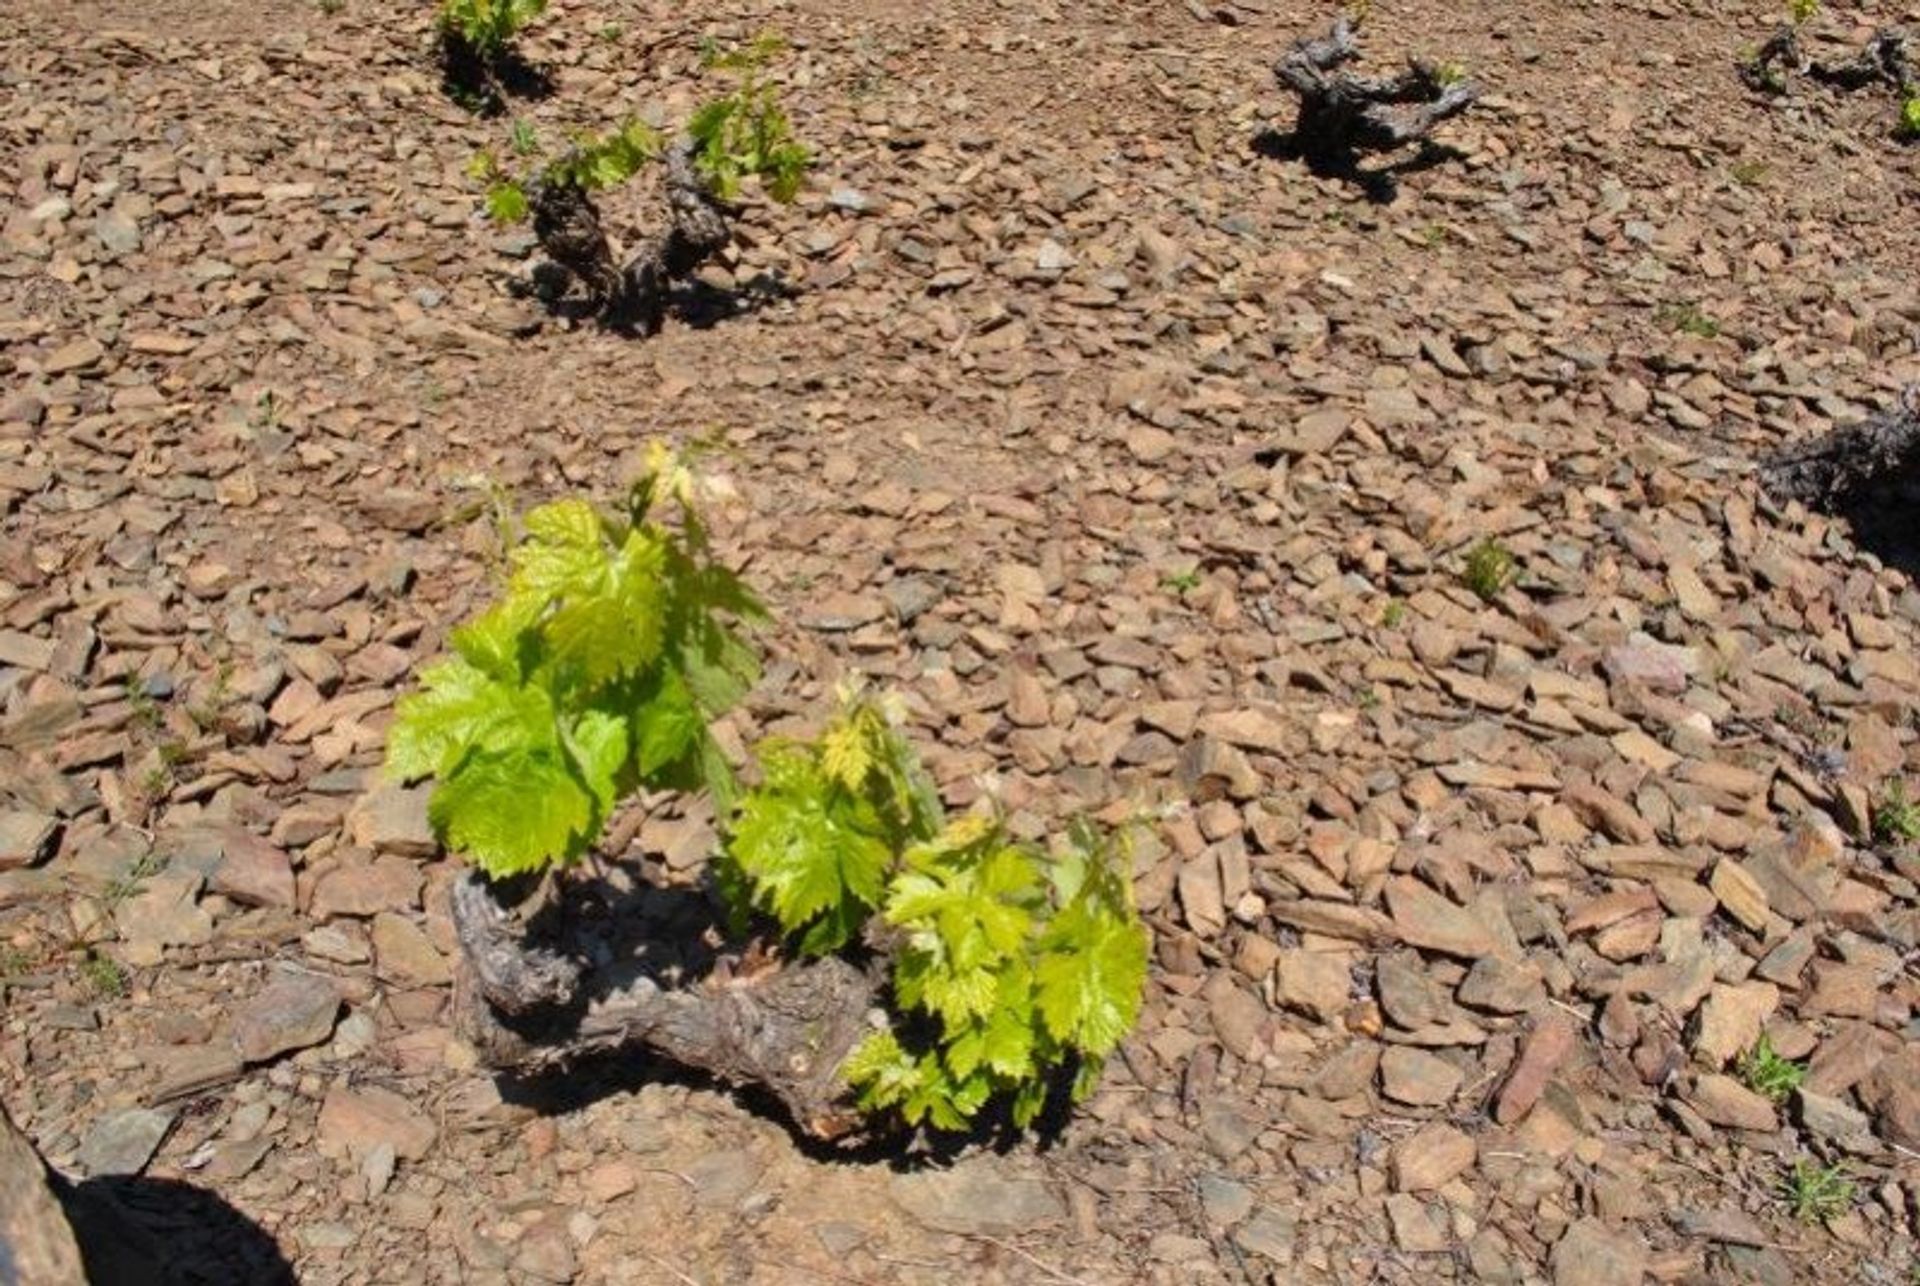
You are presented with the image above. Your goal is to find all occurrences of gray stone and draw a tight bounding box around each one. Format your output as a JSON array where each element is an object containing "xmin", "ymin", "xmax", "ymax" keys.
[
  {"xmin": 0, "ymin": 810, "xmax": 58, "ymax": 871},
  {"xmin": 231, "ymin": 969, "xmax": 341, "ymax": 1063},
  {"xmin": 889, "ymin": 1160, "xmax": 1064, "ymax": 1235},
  {"xmin": 1551, "ymin": 1218, "xmax": 1646, "ymax": 1286},
  {"xmin": 76, "ymin": 1108, "xmax": 174, "ymax": 1177},
  {"xmin": 1234, "ymin": 1206, "xmax": 1297, "ymax": 1265},
  {"xmin": 346, "ymin": 786, "xmax": 437, "ymax": 858}
]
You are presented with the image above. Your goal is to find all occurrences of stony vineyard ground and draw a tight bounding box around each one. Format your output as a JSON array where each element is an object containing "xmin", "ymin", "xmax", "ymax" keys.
[{"xmin": 3, "ymin": 0, "xmax": 1919, "ymax": 1282}]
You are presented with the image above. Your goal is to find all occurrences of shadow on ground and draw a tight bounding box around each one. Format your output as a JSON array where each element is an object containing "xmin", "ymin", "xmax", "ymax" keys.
[
  {"xmin": 58, "ymin": 1172, "xmax": 295, "ymax": 1285},
  {"xmin": 1252, "ymin": 128, "xmax": 1465, "ymax": 204}
]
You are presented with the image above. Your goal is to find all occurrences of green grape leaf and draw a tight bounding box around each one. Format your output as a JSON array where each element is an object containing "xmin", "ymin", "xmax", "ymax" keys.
[
  {"xmin": 635, "ymin": 667, "xmax": 702, "ymax": 777},
  {"xmin": 429, "ymin": 748, "xmax": 595, "ymax": 877},
  {"xmin": 386, "ymin": 659, "xmax": 554, "ymax": 782},
  {"xmin": 536, "ymin": 529, "xmax": 669, "ymax": 687},
  {"xmin": 486, "ymin": 181, "xmax": 530, "ymax": 224},
  {"xmin": 1034, "ymin": 903, "xmax": 1149, "ymax": 1057},
  {"xmin": 567, "ymin": 709, "xmax": 629, "ymax": 811}
]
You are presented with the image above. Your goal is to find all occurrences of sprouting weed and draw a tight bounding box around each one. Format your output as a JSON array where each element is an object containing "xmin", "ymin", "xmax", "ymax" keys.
[
  {"xmin": 1780, "ymin": 1160, "xmax": 1853, "ymax": 1224},
  {"xmin": 1461, "ymin": 539, "xmax": 1516, "ymax": 601},
  {"xmin": 1738, "ymin": 1032, "xmax": 1806, "ymax": 1102},
  {"xmin": 1872, "ymin": 779, "xmax": 1920, "ymax": 843}
]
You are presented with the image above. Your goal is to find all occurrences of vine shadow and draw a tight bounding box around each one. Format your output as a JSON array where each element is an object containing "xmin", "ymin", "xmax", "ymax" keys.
[
  {"xmin": 57, "ymin": 1173, "xmax": 295, "ymax": 1286},
  {"xmin": 438, "ymin": 37, "xmax": 555, "ymax": 116},
  {"xmin": 1252, "ymin": 127, "xmax": 1464, "ymax": 205}
]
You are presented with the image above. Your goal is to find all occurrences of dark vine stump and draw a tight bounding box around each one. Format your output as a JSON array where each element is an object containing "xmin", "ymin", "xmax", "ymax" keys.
[
  {"xmin": 1272, "ymin": 17, "xmax": 1480, "ymax": 169},
  {"xmin": 1761, "ymin": 387, "xmax": 1920, "ymax": 572},
  {"xmin": 447, "ymin": 870, "xmax": 882, "ymax": 1141},
  {"xmin": 525, "ymin": 139, "xmax": 734, "ymax": 334}
]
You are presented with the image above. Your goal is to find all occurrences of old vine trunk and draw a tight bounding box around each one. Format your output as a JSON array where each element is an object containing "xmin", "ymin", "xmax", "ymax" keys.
[{"xmin": 447, "ymin": 871, "xmax": 880, "ymax": 1141}]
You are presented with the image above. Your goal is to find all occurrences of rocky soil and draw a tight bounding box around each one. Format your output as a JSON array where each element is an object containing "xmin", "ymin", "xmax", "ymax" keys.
[{"xmin": 3, "ymin": 0, "xmax": 1919, "ymax": 1282}]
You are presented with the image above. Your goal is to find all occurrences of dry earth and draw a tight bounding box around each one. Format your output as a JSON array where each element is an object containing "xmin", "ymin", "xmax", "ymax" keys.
[{"xmin": 3, "ymin": 0, "xmax": 1920, "ymax": 1282}]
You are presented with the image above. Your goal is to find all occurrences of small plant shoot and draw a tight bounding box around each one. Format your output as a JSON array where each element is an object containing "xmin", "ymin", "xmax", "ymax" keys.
[
  {"xmin": 474, "ymin": 35, "xmax": 812, "ymax": 333},
  {"xmin": 438, "ymin": 0, "xmax": 552, "ymax": 111},
  {"xmin": 723, "ymin": 690, "xmax": 1151, "ymax": 1131},
  {"xmin": 1462, "ymin": 538, "xmax": 1516, "ymax": 601},
  {"xmin": 397, "ymin": 464, "xmax": 1149, "ymax": 1137},
  {"xmin": 439, "ymin": 0, "xmax": 546, "ymax": 60},
  {"xmin": 387, "ymin": 448, "xmax": 765, "ymax": 878}
]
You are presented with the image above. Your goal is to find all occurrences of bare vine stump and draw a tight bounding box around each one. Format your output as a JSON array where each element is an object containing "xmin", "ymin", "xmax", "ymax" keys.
[
  {"xmin": 525, "ymin": 139, "xmax": 735, "ymax": 334},
  {"xmin": 1743, "ymin": 24, "xmax": 1913, "ymax": 96},
  {"xmin": 448, "ymin": 870, "xmax": 881, "ymax": 1141},
  {"xmin": 1761, "ymin": 387, "xmax": 1920, "ymax": 575},
  {"xmin": 1761, "ymin": 386, "xmax": 1920, "ymax": 511},
  {"xmin": 1272, "ymin": 17, "xmax": 1480, "ymax": 167}
]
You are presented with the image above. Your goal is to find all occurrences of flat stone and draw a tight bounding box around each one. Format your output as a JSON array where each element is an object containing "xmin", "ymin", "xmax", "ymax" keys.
[
  {"xmin": 1552, "ymin": 1218, "xmax": 1647, "ymax": 1286},
  {"xmin": 1196, "ymin": 706, "xmax": 1295, "ymax": 755},
  {"xmin": 1708, "ymin": 859, "xmax": 1769, "ymax": 932},
  {"xmin": 1688, "ymin": 1074, "xmax": 1777, "ymax": 1131},
  {"xmin": 889, "ymin": 1160, "xmax": 1064, "ymax": 1235},
  {"xmin": 231, "ymin": 970, "xmax": 341, "ymax": 1063},
  {"xmin": 1387, "ymin": 1193, "xmax": 1450, "ymax": 1253},
  {"xmin": 1692, "ymin": 982, "xmax": 1779, "ymax": 1068},
  {"xmin": 0, "ymin": 1105, "xmax": 87, "ymax": 1282},
  {"xmin": 798, "ymin": 592, "xmax": 886, "ymax": 632},
  {"xmin": 371, "ymin": 913, "xmax": 452, "ymax": 987},
  {"xmin": 1274, "ymin": 948, "xmax": 1351, "ymax": 1022},
  {"xmin": 42, "ymin": 338, "xmax": 105, "ymax": 375},
  {"xmin": 1496, "ymin": 1013, "xmax": 1577, "ymax": 1125},
  {"xmin": 1379, "ymin": 1047, "xmax": 1463, "ymax": 1106},
  {"xmin": 1233, "ymin": 1206, "xmax": 1297, "ymax": 1265},
  {"xmin": 345, "ymin": 786, "xmax": 436, "ymax": 858},
  {"xmin": 1385, "ymin": 877, "xmax": 1496, "ymax": 958},
  {"xmin": 0, "ymin": 811, "xmax": 59, "ymax": 871},
  {"xmin": 209, "ymin": 830, "xmax": 296, "ymax": 909},
  {"xmin": 1795, "ymin": 1089, "xmax": 1878, "ymax": 1155},
  {"xmin": 1390, "ymin": 1122, "xmax": 1475, "ymax": 1192},
  {"xmin": 1456, "ymin": 956, "xmax": 1544, "ymax": 1013},
  {"xmin": 76, "ymin": 1108, "xmax": 174, "ymax": 1177},
  {"xmin": 316, "ymin": 1085, "xmax": 437, "ymax": 1162},
  {"xmin": 311, "ymin": 855, "xmax": 424, "ymax": 917}
]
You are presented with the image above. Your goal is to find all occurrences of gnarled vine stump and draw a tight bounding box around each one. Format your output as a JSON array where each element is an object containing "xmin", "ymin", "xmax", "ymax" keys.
[
  {"xmin": 1742, "ymin": 24, "xmax": 1913, "ymax": 97},
  {"xmin": 1273, "ymin": 17, "xmax": 1480, "ymax": 166},
  {"xmin": 1761, "ymin": 386, "xmax": 1920, "ymax": 511},
  {"xmin": 447, "ymin": 870, "xmax": 882, "ymax": 1141},
  {"xmin": 526, "ymin": 139, "xmax": 734, "ymax": 335}
]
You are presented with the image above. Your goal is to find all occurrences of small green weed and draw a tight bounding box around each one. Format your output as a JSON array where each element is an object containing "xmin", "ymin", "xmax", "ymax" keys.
[
  {"xmin": 124, "ymin": 675, "xmax": 164, "ymax": 733},
  {"xmin": 1780, "ymin": 1160, "xmax": 1853, "ymax": 1224},
  {"xmin": 101, "ymin": 852, "xmax": 165, "ymax": 916},
  {"xmin": 1435, "ymin": 62, "xmax": 1468, "ymax": 87},
  {"xmin": 1356, "ymin": 687, "xmax": 1381, "ymax": 710},
  {"xmin": 1161, "ymin": 570, "xmax": 1203, "ymax": 595},
  {"xmin": 79, "ymin": 950, "xmax": 128, "ymax": 1000},
  {"xmin": 1380, "ymin": 600, "xmax": 1407, "ymax": 629},
  {"xmin": 1872, "ymin": 779, "xmax": 1920, "ymax": 843},
  {"xmin": 1738, "ymin": 1032, "xmax": 1806, "ymax": 1102},
  {"xmin": 1730, "ymin": 160, "xmax": 1770, "ymax": 186},
  {"xmin": 1461, "ymin": 539, "xmax": 1516, "ymax": 602},
  {"xmin": 508, "ymin": 118, "xmax": 540, "ymax": 156},
  {"xmin": 598, "ymin": 22, "xmax": 624, "ymax": 42},
  {"xmin": 0, "ymin": 944, "xmax": 31, "ymax": 979},
  {"xmin": 1788, "ymin": 0, "xmax": 1818, "ymax": 24},
  {"xmin": 1655, "ymin": 301, "xmax": 1720, "ymax": 339},
  {"xmin": 1901, "ymin": 96, "xmax": 1920, "ymax": 141}
]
